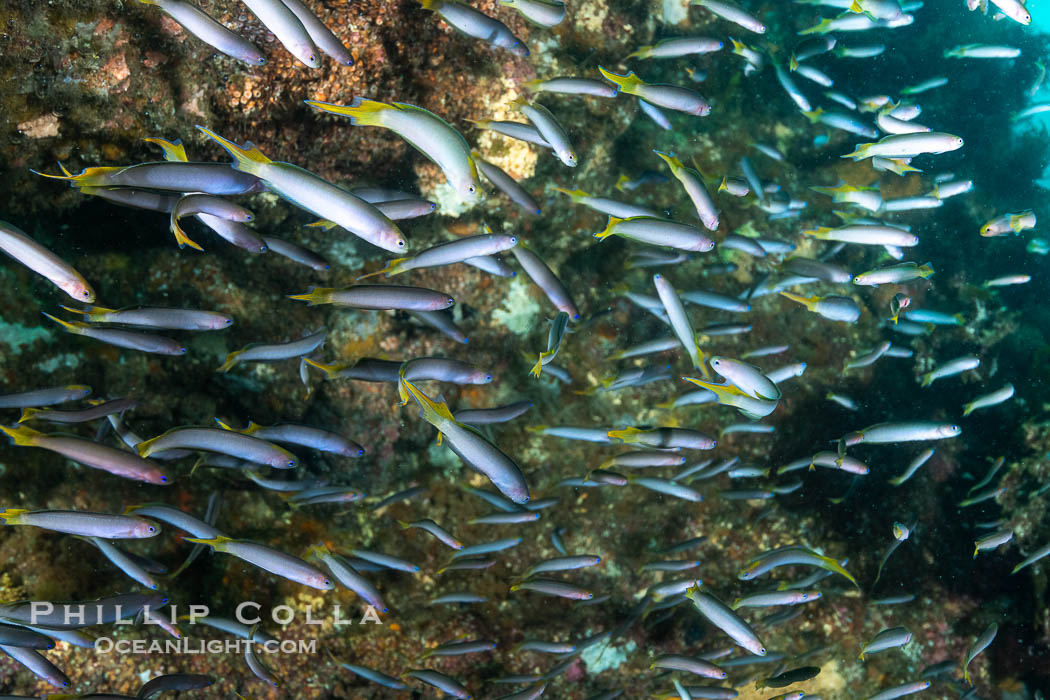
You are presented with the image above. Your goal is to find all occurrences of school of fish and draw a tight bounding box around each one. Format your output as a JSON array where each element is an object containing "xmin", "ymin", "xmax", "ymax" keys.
[{"xmin": 0, "ymin": 0, "xmax": 1045, "ymax": 697}]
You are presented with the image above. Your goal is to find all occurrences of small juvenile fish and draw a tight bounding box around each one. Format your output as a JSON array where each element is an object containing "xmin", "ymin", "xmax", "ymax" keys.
[
  {"xmin": 137, "ymin": 0, "xmax": 266, "ymax": 64},
  {"xmin": 654, "ymin": 274, "xmax": 709, "ymax": 375},
  {"xmin": 983, "ymin": 274, "xmax": 1030, "ymax": 287},
  {"xmin": 218, "ymin": 328, "xmax": 326, "ymax": 372},
  {"xmin": 599, "ymin": 67, "xmax": 711, "ymax": 115},
  {"xmin": 1011, "ymin": 542, "xmax": 1050, "ymax": 574},
  {"xmin": 416, "ymin": 0, "xmax": 527, "ymax": 56},
  {"xmin": 609, "ymin": 426, "xmax": 715, "ymax": 450},
  {"xmin": 43, "ymin": 313, "xmax": 186, "ymax": 356},
  {"xmin": 0, "ymin": 220, "xmax": 95, "ymax": 302},
  {"xmin": 803, "ymin": 224, "xmax": 917, "ymax": 247}
]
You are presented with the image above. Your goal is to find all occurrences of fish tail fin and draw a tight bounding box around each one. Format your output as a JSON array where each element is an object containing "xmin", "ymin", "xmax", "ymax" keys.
[
  {"xmin": 143, "ymin": 136, "xmax": 189, "ymax": 162},
  {"xmin": 357, "ymin": 258, "xmax": 409, "ymax": 280},
  {"xmin": 551, "ymin": 187, "xmax": 590, "ymax": 203},
  {"xmin": 801, "ymin": 108, "xmax": 824, "ymax": 123},
  {"xmin": 17, "ymin": 408, "xmax": 42, "ymax": 424},
  {"xmin": 608, "ymin": 426, "xmax": 642, "ymax": 443},
  {"xmin": 0, "ymin": 424, "xmax": 42, "ymax": 446},
  {"xmin": 920, "ymin": 373, "xmax": 932, "ymax": 387},
  {"xmin": 417, "ymin": 0, "xmax": 443, "ymax": 9},
  {"xmin": 42, "ymin": 312, "xmax": 87, "ymax": 335},
  {"xmin": 802, "ymin": 225, "xmax": 833, "ymax": 238},
  {"xmin": 0, "ymin": 508, "xmax": 29, "ymax": 524},
  {"xmin": 841, "ymin": 143, "xmax": 873, "ymax": 161},
  {"xmin": 524, "ymin": 425, "xmax": 547, "ymax": 435},
  {"xmin": 625, "ymin": 45, "xmax": 650, "ymax": 60},
  {"xmin": 213, "ymin": 417, "xmax": 242, "ymax": 432},
  {"xmin": 849, "ymin": 0, "xmax": 863, "ymax": 10},
  {"xmin": 594, "ymin": 216, "xmax": 624, "ymax": 241},
  {"xmin": 303, "ymin": 358, "xmax": 344, "ymax": 378},
  {"xmin": 789, "ymin": 54, "xmax": 799, "ymax": 71},
  {"xmin": 614, "ymin": 174, "xmax": 630, "ymax": 192},
  {"xmin": 597, "ymin": 66, "xmax": 642, "ymax": 95},
  {"xmin": 919, "ymin": 262, "xmax": 935, "ymax": 278},
  {"xmin": 183, "ymin": 534, "xmax": 232, "ymax": 549},
  {"xmin": 400, "ymin": 377, "xmax": 456, "ymax": 426},
  {"xmin": 820, "ymin": 554, "xmax": 858, "ymax": 587},
  {"xmin": 798, "ymin": 18, "xmax": 831, "ymax": 35},
  {"xmin": 306, "ymin": 97, "xmax": 395, "ymax": 127},
  {"xmin": 195, "ymin": 126, "xmax": 271, "ymax": 176},
  {"xmin": 520, "ymin": 78, "xmax": 544, "ymax": 92},
  {"xmin": 58, "ymin": 304, "xmax": 114, "ymax": 319},
  {"xmin": 529, "ymin": 354, "xmax": 544, "ymax": 378},
  {"xmin": 216, "ymin": 350, "xmax": 245, "ymax": 373},
  {"xmin": 778, "ymin": 290, "xmax": 814, "ymax": 310},
  {"xmin": 170, "ymin": 211, "xmax": 204, "ymax": 251},
  {"xmin": 304, "ymin": 218, "xmax": 338, "ymax": 230},
  {"xmin": 32, "ymin": 165, "xmax": 121, "ymax": 187},
  {"xmin": 717, "ymin": 177, "xmax": 729, "ymax": 193},
  {"xmin": 287, "ymin": 287, "xmax": 333, "ymax": 306}
]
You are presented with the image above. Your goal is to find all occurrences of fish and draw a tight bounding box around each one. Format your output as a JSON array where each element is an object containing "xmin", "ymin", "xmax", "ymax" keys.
[
  {"xmin": 238, "ymin": 0, "xmax": 320, "ymax": 66},
  {"xmin": 511, "ymin": 243, "xmax": 580, "ymax": 319},
  {"xmin": 842, "ymin": 132, "xmax": 964, "ymax": 160},
  {"xmin": 654, "ymin": 273, "xmax": 710, "ymax": 376},
  {"xmin": 137, "ymin": 0, "xmax": 266, "ymax": 64},
  {"xmin": 654, "ymin": 151, "xmax": 719, "ymax": 231},
  {"xmin": 416, "ymin": 0, "xmax": 527, "ymax": 56},
  {"xmin": 598, "ymin": 67, "xmax": 711, "ymax": 115},
  {"xmin": 627, "ymin": 37, "xmax": 724, "ymax": 60},
  {"xmin": 0, "ymin": 508, "xmax": 160, "ymax": 539},
  {"xmin": 359, "ymin": 234, "xmax": 517, "ymax": 279},
  {"xmin": 185, "ymin": 535, "xmax": 332, "ymax": 589},
  {"xmin": 399, "ymin": 376, "xmax": 530, "ymax": 503},
  {"xmin": 0, "ymin": 220, "xmax": 95, "ymax": 302},
  {"xmin": 218, "ymin": 328, "xmax": 327, "ymax": 372},
  {"xmin": 43, "ymin": 313, "xmax": 187, "ymax": 355},
  {"xmin": 288, "ymin": 285, "xmax": 454, "ymax": 311},
  {"xmin": 196, "ymin": 127, "xmax": 404, "ymax": 252},
  {"xmin": 963, "ymin": 384, "xmax": 1015, "ymax": 416},
  {"xmin": 945, "ymin": 44, "xmax": 1021, "ymax": 59},
  {"xmin": 1, "ymin": 424, "xmax": 169, "ymax": 484},
  {"xmin": 530, "ymin": 311, "xmax": 570, "ymax": 377},
  {"xmin": 521, "ymin": 77, "xmax": 617, "ymax": 97},
  {"xmin": 685, "ymin": 587, "xmax": 766, "ymax": 655},
  {"xmin": 859, "ymin": 626, "xmax": 912, "ymax": 660},
  {"xmin": 692, "ymin": 0, "xmax": 767, "ymax": 33},
  {"xmin": 920, "ymin": 355, "xmax": 980, "ymax": 387},
  {"xmin": 0, "ymin": 385, "xmax": 92, "ymax": 409},
  {"xmin": 138, "ymin": 427, "xmax": 299, "ymax": 468},
  {"xmin": 511, "ymin": 98, "xmax": 576, "ymax": 166},
  {"xmin": 595, "ymin": 216, "xmax": 716, "ymax": 251},
  {"xmin": 779, "ymin": 292, "xmax": 861, "ymax": 323},
  {"xmin": 962, "ymin": 623, "xmax": 997, "ymax": 683},
  {"xmin": 59, "ymin": 305, "xmax": 233, "ymax": 330}
]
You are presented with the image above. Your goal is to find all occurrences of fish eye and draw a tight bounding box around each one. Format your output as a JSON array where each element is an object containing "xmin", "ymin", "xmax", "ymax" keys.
[
  {"xmin": 81, "ymin": 290, "xmax": 91, "ymax": 298},
  {"xmin": 178, "ymin": 347, "xmax": 187, "ymax": 354},
  {"xmin": 224, "ymin": 318, "xmax": 233, "ymax": 325},
  {"xmin": 257, "ymin": 57, "xmax": 267, "ymax": 65},
  {"xmin": 469, "ymin": 185, "xmax": 476, "ymax": 193},
  {"xmin": 159, "ymin": 475, "xmax": 168, "ymax": 483},
  {"xmin": 147, "ymin": 525, "xmax": 157, "ymax": 533},
  {"xmin": 287, "ymin": 459, "xmax": 296, "ymax": 467},
  {"xmin": 397, "ymin": 239, "xmax": 406, "ymax": 248},
  {"xmin": 323, "ymin": 579, "xmax": 332, "ymax": 586},
  {"xmin": 510, "ymin": 236, "xmax": 518, "ymax": 243}
]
